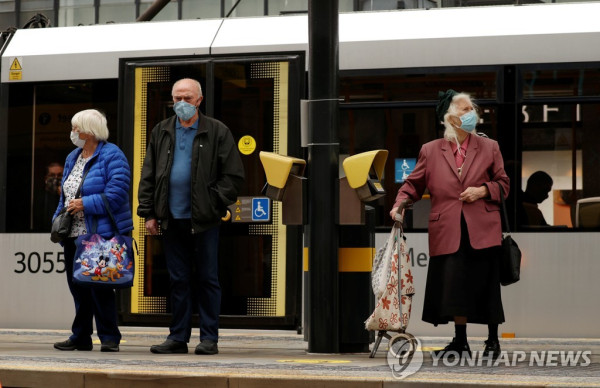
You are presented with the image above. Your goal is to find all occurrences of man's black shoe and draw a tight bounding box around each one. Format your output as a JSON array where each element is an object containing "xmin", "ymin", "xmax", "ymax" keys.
[
  {"xmin": 195, "ymin": 340, "xmax": 218, "ymax": 355},
  {"xmin": 432, "ymin": 337, "xmax": 471, "ymax": 359},
  {"xmin": 484, "ymin": 339, "xmax": 501, "ymax": 360},
  {"xmin": 101, "ymin": 341, "xmax": 120, "ymax": 352},
  {"xmin": 150, "ymin": 339, "xmax": 188, "ymax": 354},
  {"xmin": 53, "ymin": 339, "xmax": 93, "ymax": 351}
]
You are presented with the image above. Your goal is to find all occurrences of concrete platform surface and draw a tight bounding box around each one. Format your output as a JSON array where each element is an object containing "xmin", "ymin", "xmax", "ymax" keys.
[{"xmin": 0, "ymin": 327, "xmax": 598, "ymax": 388}]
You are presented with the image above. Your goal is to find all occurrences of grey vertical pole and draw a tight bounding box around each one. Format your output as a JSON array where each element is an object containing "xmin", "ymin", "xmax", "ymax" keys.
[{"xmin": 307, "ymin": 0, "xmax": 339, "ymax": 353}]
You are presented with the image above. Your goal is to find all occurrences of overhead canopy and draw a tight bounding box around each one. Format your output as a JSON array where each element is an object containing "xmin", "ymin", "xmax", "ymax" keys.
[{"xmin": 3, "ymin": 2, "xmax": 600, "ymax": 82}]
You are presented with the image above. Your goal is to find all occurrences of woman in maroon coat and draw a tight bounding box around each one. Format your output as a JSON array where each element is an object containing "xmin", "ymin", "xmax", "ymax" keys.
[{"xmin": 390, "ymin": 90, "xmax": 509, "ymax": 360}]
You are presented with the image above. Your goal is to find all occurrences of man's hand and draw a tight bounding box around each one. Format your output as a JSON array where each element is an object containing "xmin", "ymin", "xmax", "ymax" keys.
[{"xmin": 145, "ymin": 219, "xmax": 159, "ymax": 235}]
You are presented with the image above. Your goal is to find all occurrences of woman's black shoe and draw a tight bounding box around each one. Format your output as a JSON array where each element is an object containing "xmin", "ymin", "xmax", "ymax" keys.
[
  {"xmin": 53, "ymin": 339, "xmax": 93, "ymax": 351},
  {"xmin": 484, "ymin": 339, "xmax": 501, "ymax": 360},
  {"xmin": 432, "ymin": 337, "xmax": 471, "ymax": 359}
]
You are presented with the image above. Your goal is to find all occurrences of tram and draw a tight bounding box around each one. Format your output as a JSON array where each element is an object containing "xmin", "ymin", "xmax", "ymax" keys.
[{"xmin": 1, "ymin": 2, "xmax": 599, "ymax": 338}]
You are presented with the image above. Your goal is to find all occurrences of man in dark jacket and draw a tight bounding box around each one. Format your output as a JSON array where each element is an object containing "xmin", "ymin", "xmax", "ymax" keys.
[{"xmin": 138, "ymin": 78, "xmax": 244, "ymax": 355}]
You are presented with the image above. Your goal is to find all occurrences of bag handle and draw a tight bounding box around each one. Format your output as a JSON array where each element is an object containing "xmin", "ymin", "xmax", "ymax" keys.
[
  {"xmin": 496, "ymin": 182, "xmax": 511, "ymax": 234},
  {"xmin": 96, "ymin": 194, "xmax": 139, "ymax": 255},
  {"xmin": 90, "ymin": 193, "xmax": 119, "ymax": 235},
  {"xmin": 95, "ymin": 193, "xmax": 120, "ymax": 235}
]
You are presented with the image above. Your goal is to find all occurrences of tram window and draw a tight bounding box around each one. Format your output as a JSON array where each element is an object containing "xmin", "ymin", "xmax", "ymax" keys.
[
  {"xmin": 269, "ymin": 0, "xmax": 307, "ymax": 15},
  {"xmin": 5, "ymin": 80, "xmax": 118, "ymax": 233},
  {"xmin": 224, "ymin": 0, "xmax": 264, "ymax": 18},
  {"xmin": 522, "ymin": 68, "xmax": 600, "ymax": 98},
  {"xmin": 132, "ymin": 63, "xmax": 208, "ymax": 137},
  {"xmin": 339, "ymin": 0, "xmax": 354, "ymax": 12},
  {"xmin": 340, "ymin": 71, "xmax": 497, "ymax": 103},
  {"xmin": 340, "ymin": 107, "xmax": 433, "ymax": 228},
  {"xmin": 98, "ymin": 0, "xmax": 135, "ymax": 24},
  {"xmin": 213, "ymin": 61, "xmax": 276, "ymax": 196},
  {"xmin": 515, "ymin": 103, "xmax": 600, "ymax": 230},
  {"xmin": 143, "ymin": 232, "xmax": 274, "ymax": 313},
  {"xmin": 1, "ymin": 10, "xmax": 16, "ymax": 31},
  {"xmin": 139, "ymin": 0, "xmax": 177, "ymax": 21},
  {"xmin": 182, "ymin": 0, "xmax": 221, "ymax": 19},
  {"xmin": 58, "ymin": 1, "xmax": 95, "ymax": 27},
  {"xmin": 340, "ymin": 103, "xmax": 498, "ymax": 229},
  {"xmin": 20, "ymin": 0, "xmax": 52, "ymax": 24}
]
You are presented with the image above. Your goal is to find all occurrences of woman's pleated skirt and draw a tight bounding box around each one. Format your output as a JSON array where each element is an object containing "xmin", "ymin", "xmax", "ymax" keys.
[{"xmin": 422, "ymin": 215, "xmax": 505, "ymax": 326}]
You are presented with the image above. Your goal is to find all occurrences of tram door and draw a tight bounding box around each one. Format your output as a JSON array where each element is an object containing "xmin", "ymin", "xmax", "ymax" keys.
[{"xmin": 120, "ymin": 55, "xmax": 304, "ymax": 328}]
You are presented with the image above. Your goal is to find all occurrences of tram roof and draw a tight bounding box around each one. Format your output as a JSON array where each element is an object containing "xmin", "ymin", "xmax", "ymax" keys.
[{"xmin": 3, "ymin": 2, "xmax": 600, "ymax": 82}]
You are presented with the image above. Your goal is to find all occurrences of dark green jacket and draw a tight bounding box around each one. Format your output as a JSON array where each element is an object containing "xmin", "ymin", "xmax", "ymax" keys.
[{"xmin": 137, "ymin": 114, "xmax": 244, "ymax": 232}]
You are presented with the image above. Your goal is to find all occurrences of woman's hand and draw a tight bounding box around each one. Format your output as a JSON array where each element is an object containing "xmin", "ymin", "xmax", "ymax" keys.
[
  {"xmin": 389, "ymin": 199, "xmax": 413, "ymax": 222},
  {"xmin": 67, "ymin": 198, "xmax": 84, "ymax": 214},
  {"xmin": 390, "ymin": 207, "xmax": 400, "ymax": 221},
  {"xmin": 459, "ymin": 186, "xmax": 489, "ymax": 203}
]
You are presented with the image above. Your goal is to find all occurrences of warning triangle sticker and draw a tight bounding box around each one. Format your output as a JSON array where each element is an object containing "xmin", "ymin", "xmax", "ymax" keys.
[{"xmin": 10, "ymin": 58, "xmax": 22, "ymax": 70}]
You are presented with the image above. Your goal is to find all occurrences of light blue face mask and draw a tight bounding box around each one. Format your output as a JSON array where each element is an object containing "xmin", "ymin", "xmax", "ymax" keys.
[
  {"xmin": 173, "ymin": 101, "xmax": 197, "ymax": 121},
  {"xmin": 459, "ymin": 110, "xmax": 478, "ymax": 132}
]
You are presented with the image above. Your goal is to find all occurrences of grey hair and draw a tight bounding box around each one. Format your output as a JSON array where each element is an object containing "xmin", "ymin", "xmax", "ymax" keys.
[
  {"xmin": 71, "ymin": 109, "xmax": 109, "ymax": 141},
  {"xmin": 172, "ymin": 78, "xmax": 203, "ymax": 98},
  {"xmin": 442, "ymin": 93, "xmax": 480, "ymax": 146}
]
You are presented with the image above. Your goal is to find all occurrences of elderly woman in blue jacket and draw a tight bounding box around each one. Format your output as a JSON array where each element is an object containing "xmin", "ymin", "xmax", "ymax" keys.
[{"xmin": 52, "ymin": 109, "xmax": 133, "ymax": 353}]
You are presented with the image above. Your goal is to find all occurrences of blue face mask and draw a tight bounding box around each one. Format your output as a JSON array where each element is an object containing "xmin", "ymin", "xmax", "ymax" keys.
[
  {"xmin": 459, "ymin": 110, "xmax": 478, "ymax": 132},
  {"xmin": 173, "ymin": 101, "xmax": 197, "ymax": 121}
]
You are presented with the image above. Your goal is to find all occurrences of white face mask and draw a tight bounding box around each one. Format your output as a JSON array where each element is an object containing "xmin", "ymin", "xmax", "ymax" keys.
[{"xmin": 70, "ymin": 131, "xmax": 86, "ymax": 148}]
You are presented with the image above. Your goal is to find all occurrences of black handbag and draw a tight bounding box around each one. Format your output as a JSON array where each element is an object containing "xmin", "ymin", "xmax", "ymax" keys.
[
  {"xmin": 50, "ymin": 207, "xmax": 73, "ymax": 243},
  {"xmin": 497, "ymin": 183, "xmax": 521, "ymax": 286},
  {"xmin": 50, "ymin": 162, "xmax": 92, "ymax": 243}
]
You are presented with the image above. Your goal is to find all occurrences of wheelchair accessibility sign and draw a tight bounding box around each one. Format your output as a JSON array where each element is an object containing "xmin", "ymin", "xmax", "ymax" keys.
[
  {"xmin": 252, "ymin": 198, "xmax": 270, "ymax": 221},
  {"xmin": 228, "ymin": 196, "xmax": 271, "ymax": 223},
  {"xmin": 395, "ymin": 158, "xmax": 417, "ymax": 183}
]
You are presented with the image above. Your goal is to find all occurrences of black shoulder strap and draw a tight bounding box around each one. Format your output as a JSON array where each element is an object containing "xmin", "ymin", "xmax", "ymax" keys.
[
  {"xmin": 74, "ymin": 162, "xmax": 93, "ymax": 199},
  {"xmin": 497, "ymin": 182, "xmax": 511, "ymax": 234}
]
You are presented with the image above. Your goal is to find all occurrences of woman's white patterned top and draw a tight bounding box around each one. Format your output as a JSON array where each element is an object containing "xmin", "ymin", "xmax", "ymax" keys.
[{"xmin": 63, "ymin": 154, "xmax": 91, "ymax": 237}]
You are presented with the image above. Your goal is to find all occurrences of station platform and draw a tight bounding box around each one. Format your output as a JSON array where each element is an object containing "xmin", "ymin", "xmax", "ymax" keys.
[{"xmin": 0, "ymin": 327, "xmax": 598, "ymax": 388}]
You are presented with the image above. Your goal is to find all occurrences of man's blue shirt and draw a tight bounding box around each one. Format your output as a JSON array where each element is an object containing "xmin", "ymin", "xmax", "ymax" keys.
[{"xmin": 169, "ymin": 118, "xmax": 198, "ymax": 219}]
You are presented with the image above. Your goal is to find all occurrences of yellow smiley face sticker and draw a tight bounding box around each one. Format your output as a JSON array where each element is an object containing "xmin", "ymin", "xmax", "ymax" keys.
[{"xmin": 238, "ymin": 135, "xmax": 257, "ymax": 155}]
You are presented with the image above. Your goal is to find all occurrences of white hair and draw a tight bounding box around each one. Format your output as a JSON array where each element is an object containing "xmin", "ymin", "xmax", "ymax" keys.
[
  {"xmin": 442, "ymin": 93, "xmax": 480, "ymax": 146},
  {"xmin": 172, "ymin": 78, "xmax": 203, "ymax": 98},
  {"xmin": 71, "ymin": 109, "xmax": 109, "ymax": 141}
]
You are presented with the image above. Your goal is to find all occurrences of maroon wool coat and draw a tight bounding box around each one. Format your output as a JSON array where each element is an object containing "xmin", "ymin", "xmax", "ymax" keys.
[{"xmin": 393, "ymin": 134, "xmax": 510, "ymax": 257}]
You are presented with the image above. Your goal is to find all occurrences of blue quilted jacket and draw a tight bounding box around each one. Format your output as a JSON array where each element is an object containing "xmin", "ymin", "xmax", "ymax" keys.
[{"xmin": 53, "ymin": 141, "xmax": 134, "ymax": 238}]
